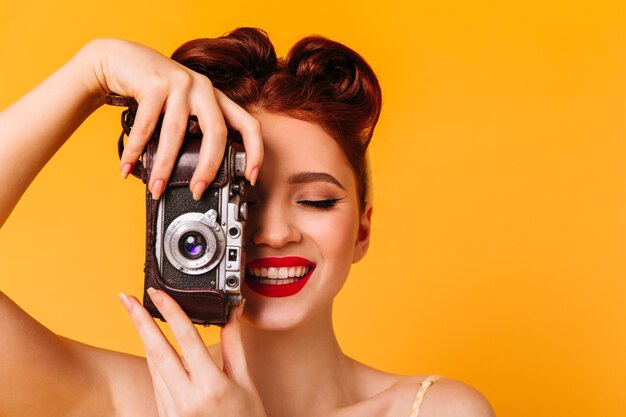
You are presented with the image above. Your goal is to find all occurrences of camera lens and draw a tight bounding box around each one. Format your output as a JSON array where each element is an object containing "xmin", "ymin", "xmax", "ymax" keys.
[{"xmin": 178, "ymin": 232, "xmax": 207, "ymax": 259}]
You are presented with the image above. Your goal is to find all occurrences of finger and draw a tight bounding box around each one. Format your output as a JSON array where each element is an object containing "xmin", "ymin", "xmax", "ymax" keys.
[
  {"xmin": 147, "ymin": 356, "xmax": 177, "ymax": 417},
  {"xmin": 121, "ymin": 94, "xmax": 166, "ymax": 177},
  {"xmin": 148, "ymin": 94, "xmax": 190, "ymax": 199},
  {"xmin": 146, "ymin": 288, "xmax": 222, "ymax": 379},
  {"xmin": 118, "ymin": 292, "xmax": 190, "ymax": 394},
  {"xmin": 188, "ymin": 88, "xmax": 228, "ymax": 200},
  {"xmin": 220, "ymin": 299, "xmax": 252, "ymax": 388},
  {"xmin": 213, "ymin": 89, "xmax": 263, "ymax": 186}
]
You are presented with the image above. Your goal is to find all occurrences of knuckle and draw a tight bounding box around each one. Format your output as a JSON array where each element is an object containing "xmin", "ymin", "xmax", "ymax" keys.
[
  {"xmin": 149, "ymin": 159, "xmax": 169, "ymax": 175},
  {"xmin": 240, "ymin": 120, "xmax": 262, "ymax": 142},
  {"xmin": 171, "ymin": 70, "xmax": 194, "ymax": 92},
  {"xmin": 206, "ymin": 381, "xmax": 229, "ymax": 399},
  {"xmin": 193, "ymin": 73, "xmax": 213, "ymax": 89},
  {"xmin": 160, "ymin": 120, "xmax": 187, "ymax": 140},
  {"xmin": 130, "ymin": 122, "xmax": 155, "ymax": 141},
  {"xmin": 198, "ymin": 160, "xmax": 220, "ymax": 179},
  {"xmin": 176, "ymin": 329, "xmax": 196, "ymax": 348},
  {"xmin": 197, "ymin": 379, "xmax": 215, "ymax": 396},
  {"xmin": 181, "ymin": 390, "xmax": 217, "ymax": 417},
  {"xmin": 147, "ymin": 347, "xmax": 168, "ymax": 365},
  {"xmin": 132, "ymin": 316, "xmax": 148, "ymax": 333},
  {"xmin": 208, "ymin": 126, "xmax": 228, "ymax": 143},
  {"xmin": 245, "ymin": 116, "xmax": 262, "ymax": 134},
  {"xmin": 145, "ymin": 74, "xmax": 169, "ymax": 92}
]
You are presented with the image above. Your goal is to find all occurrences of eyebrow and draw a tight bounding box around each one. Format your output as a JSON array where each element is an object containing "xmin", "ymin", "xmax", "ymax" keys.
[{"xmin": 287, "ymin": 172, "xmax": 345, "ymax": 190}]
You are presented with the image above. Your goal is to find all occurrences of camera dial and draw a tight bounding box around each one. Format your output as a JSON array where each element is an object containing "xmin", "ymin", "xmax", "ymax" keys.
[{"xmin": 163, "ymin": 209, "xmax": 226, "ymax": 275}]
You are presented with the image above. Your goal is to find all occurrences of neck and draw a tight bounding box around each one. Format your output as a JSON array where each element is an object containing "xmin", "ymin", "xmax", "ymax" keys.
[{"xmin": 241, "ymin": 305, "xmax": 357, "ymax": 417}]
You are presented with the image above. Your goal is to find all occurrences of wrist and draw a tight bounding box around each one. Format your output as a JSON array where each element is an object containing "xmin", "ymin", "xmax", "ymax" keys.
[{"xmin": 69, "ymin": 39, "xmax": 115, "ymax": 109}]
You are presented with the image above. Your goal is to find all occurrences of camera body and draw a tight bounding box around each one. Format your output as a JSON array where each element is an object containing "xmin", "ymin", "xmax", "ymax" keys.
[
  {"xmin": 108, "ymin": 94, "xmax": 247, "ymax": 325},
  {"xmin": 151, "ymin": 139, "xmax": 247, "ymax": 325}
]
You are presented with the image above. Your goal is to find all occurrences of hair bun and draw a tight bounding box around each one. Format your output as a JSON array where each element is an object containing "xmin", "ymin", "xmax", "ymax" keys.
[
  {"xmin": 278, "ymin": 36, "xmax": 381, "ymax": 150},
  {"xmin": 286, "ymin": 37, "xmax": 359, "ymax": 98},
  {"xmin": 171, "ymin": 27, "xmax": 279, "ymax": 104}
]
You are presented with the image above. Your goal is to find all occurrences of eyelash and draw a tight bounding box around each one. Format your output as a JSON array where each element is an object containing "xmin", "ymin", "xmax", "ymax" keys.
[
  {"xmin": 297, "ymin": 199, "xmax": 342, "ymax": 209},
  {"xmin": 244, "ymin": 198, "xmax": 343, "ymax": 210}
]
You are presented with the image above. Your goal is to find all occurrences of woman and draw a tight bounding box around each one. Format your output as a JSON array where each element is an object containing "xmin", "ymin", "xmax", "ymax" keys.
[{"xmin": 0, "ymin": 28, "xmax": 495, "ymax": 417}]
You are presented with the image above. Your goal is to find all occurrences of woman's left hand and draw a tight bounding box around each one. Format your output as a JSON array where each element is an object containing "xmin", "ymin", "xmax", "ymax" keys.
[{"xmin": 119, "ymin": 289, "xmax": 266, "ymax": 417}]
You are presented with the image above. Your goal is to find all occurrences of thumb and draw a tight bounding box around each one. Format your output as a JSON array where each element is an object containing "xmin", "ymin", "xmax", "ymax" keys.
[{"xmin": 220, "ymin": 300, "xmax": 253, "ymax": 388}]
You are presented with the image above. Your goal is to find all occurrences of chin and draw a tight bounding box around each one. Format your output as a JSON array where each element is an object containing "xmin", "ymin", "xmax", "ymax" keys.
[
  {"xmin": 240, "ymin": 289, "xmax": 331, "ymax": 332},
  {"xmin": 241, "ymin": 299, "xmax": 307, "ymax": 331}
]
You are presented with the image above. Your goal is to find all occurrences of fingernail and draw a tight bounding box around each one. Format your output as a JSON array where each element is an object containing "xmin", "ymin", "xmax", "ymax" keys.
[
  {"xmin": 236, "ymin": 298, "xmax": 246, "ymax": 321},
  {"xmin": 121, "ymin": 163, "xmax": 133, "ymax": 179},
  {"xmin": 118, "ymin": 292, "xmax": 133, "ymax": 312},
  {"xmin": 192, "ymin": 181, "xmax": 207, "ymax": 201},
  {"xmin": 248, "ymin": 167, "xmax": 258, "ymax": 186},
  {"xmin": 146, "ymin": 287, "xmax": 161, "ymax": 305},
  {"xmin": 151, "ymin": 179, "xmax": 165, "ymax": 200}
]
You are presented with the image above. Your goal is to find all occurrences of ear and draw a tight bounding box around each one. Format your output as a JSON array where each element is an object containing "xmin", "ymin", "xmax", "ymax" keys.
[{"xmin": 352, "ymin": 203, "xmax": 373, "ymax": 263}]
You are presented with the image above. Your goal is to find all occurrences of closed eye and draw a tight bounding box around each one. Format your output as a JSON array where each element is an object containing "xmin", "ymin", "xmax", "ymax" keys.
[{"xmin": 297, "ymin": 198, "xmax": 342, "ymax": 209}]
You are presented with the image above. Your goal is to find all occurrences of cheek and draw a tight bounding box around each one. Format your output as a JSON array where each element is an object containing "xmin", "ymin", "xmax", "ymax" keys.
[{"xmin": 301, "ymin": 207, "xmax": 359, "ymax": 268}]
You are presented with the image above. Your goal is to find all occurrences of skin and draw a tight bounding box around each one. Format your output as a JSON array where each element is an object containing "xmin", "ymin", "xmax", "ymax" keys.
[{"xmin": 0, "ymin": 39, "xmax": 496, "ymax": 417}]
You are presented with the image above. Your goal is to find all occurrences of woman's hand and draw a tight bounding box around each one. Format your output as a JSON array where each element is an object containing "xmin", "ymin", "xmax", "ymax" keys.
[
  {"xmin": 119, "ymin": 290, "xmax": 266, "ymax": 417},
  {"xmin": 88, "ymin": 39, "xmax": 263, "ymax": 199},
  {"xmin": 0, "ymin": 38, "xmax": 262, "ymax": 226}
]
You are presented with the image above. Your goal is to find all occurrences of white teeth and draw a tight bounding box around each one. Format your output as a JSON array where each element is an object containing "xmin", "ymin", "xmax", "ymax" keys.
[
  {"xmin": 247, "ymin": 266, "xmax": 311, "ymax": 280},
  {"xmin": 255, "ymin": 278, "xmax": 298, "ymax": 285}
]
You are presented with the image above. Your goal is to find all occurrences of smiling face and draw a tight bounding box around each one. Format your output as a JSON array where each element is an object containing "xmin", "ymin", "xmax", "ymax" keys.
[{"xmin": 242, "ymin": 111, "xmax": 372, "ymax": 330}]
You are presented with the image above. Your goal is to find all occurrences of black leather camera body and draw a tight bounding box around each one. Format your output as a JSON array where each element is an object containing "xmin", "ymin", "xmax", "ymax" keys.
[{"xmin": 107, "ymin": 94, "xmax": 247, "ymax": 326}]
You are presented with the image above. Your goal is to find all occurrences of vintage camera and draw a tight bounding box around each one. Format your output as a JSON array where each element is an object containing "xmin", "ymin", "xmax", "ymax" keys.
[{"xmin": 107, "ymin": 94, "xmax": 247, "ymax": 325}]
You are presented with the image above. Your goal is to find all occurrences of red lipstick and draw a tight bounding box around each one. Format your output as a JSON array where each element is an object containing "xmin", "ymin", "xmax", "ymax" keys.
[{"xmin": 245, "ymin": 256, "xmax": 316, "ymax": 297}]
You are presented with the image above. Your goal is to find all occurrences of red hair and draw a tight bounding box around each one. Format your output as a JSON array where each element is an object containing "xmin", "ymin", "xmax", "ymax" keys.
[{"xmin": 171, "ymin": 28, "xmax": 382, "ymax": 209}]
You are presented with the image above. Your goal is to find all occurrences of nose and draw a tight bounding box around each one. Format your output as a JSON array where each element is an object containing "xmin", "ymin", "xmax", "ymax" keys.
[{"xmin": 249, "ymin": 198, "xmax": 301, "ymax": 248}]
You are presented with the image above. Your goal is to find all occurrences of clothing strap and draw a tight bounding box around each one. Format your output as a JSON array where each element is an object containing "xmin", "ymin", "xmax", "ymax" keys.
[{"xmin": 409, "ymin": 375, "xmax": 440, "ymax": 417}]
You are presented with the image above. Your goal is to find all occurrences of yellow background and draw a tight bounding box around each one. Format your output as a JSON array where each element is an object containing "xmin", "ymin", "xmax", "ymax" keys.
[{"xmin": 1, "ymin": 1, "xmax": 625, "ymax": 416}]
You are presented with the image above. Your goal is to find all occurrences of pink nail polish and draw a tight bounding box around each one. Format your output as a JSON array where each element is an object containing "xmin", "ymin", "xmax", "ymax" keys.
[
  {"xmin": 151, "ymin": 179, "xmax": 165, "ymax": 200},
  {"xmin": 119, "ymin": 292, "xmax": 133, "ymax": 312},
  {"xmin": 192, "ymin": 181, "xmax": 207, "ymax": 201},
  {"xmin": 249, "ymin": 167, "xmax": 259, "ymax": 186},
  {"xmin": 146, "ymin": 287, "xmax": 161, "ymax": 305},
  {"xmin": 121, "ymin": 163, "xmax": 133, "ymax": 179}
]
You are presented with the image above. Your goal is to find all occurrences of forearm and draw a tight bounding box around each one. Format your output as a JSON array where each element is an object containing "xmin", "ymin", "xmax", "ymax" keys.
[{"xmin": 0, "ymin": 40, "xmax": 106, "ymax": 227}]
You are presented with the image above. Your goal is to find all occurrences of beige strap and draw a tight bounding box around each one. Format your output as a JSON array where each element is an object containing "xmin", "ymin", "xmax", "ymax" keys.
[{"xmin": 409, "ymin": 375, "xmax": 441, "ymax": 417}]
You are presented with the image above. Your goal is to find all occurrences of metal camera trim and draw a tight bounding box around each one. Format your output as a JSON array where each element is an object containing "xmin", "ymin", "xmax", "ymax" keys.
[{"xmin": 162, "ymin": 210, "xmax": 227, "ymax": 275}]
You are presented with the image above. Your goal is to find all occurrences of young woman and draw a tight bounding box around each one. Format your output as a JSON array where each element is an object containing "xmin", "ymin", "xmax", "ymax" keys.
[{"xmin": 0, "ymin": 28, "xmax": 495, "ymax": 417}]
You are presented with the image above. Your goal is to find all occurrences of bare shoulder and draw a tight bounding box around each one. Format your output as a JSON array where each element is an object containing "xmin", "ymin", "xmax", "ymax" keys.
[
  {"xmin": 344, "ymin": 360, "xmax": 495, "ymax": 417},
  {"xmin": 0, "ymin": 291, "xmax": 155, "ymax": 417},
  {"xmin": 72, "ymin": 339, "xmax": 157, "ymax": 417},
  {"xmin": 415, "ymin": 376, "xmax": 496, "ymax": 417}
]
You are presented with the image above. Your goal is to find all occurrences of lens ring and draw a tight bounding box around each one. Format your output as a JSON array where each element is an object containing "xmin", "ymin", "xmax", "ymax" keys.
[{"xmin": 163, "ymin": 212, "xmax": 226, "ymax": 275}]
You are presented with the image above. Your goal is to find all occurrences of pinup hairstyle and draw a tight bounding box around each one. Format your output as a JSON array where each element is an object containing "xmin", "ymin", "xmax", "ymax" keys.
[{"xmin": 171, "ymin": 27, "xmax": 382, "ymax": 210}]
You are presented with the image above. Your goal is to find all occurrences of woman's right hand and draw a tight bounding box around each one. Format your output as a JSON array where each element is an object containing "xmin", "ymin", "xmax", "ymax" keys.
[
  {"xmin": 0, "ymin": 39, "xmax": 262, "ymax": 227},
  {"xmin": 87, "ymin": 38, "xmax": 263, "ymax": 199}
]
